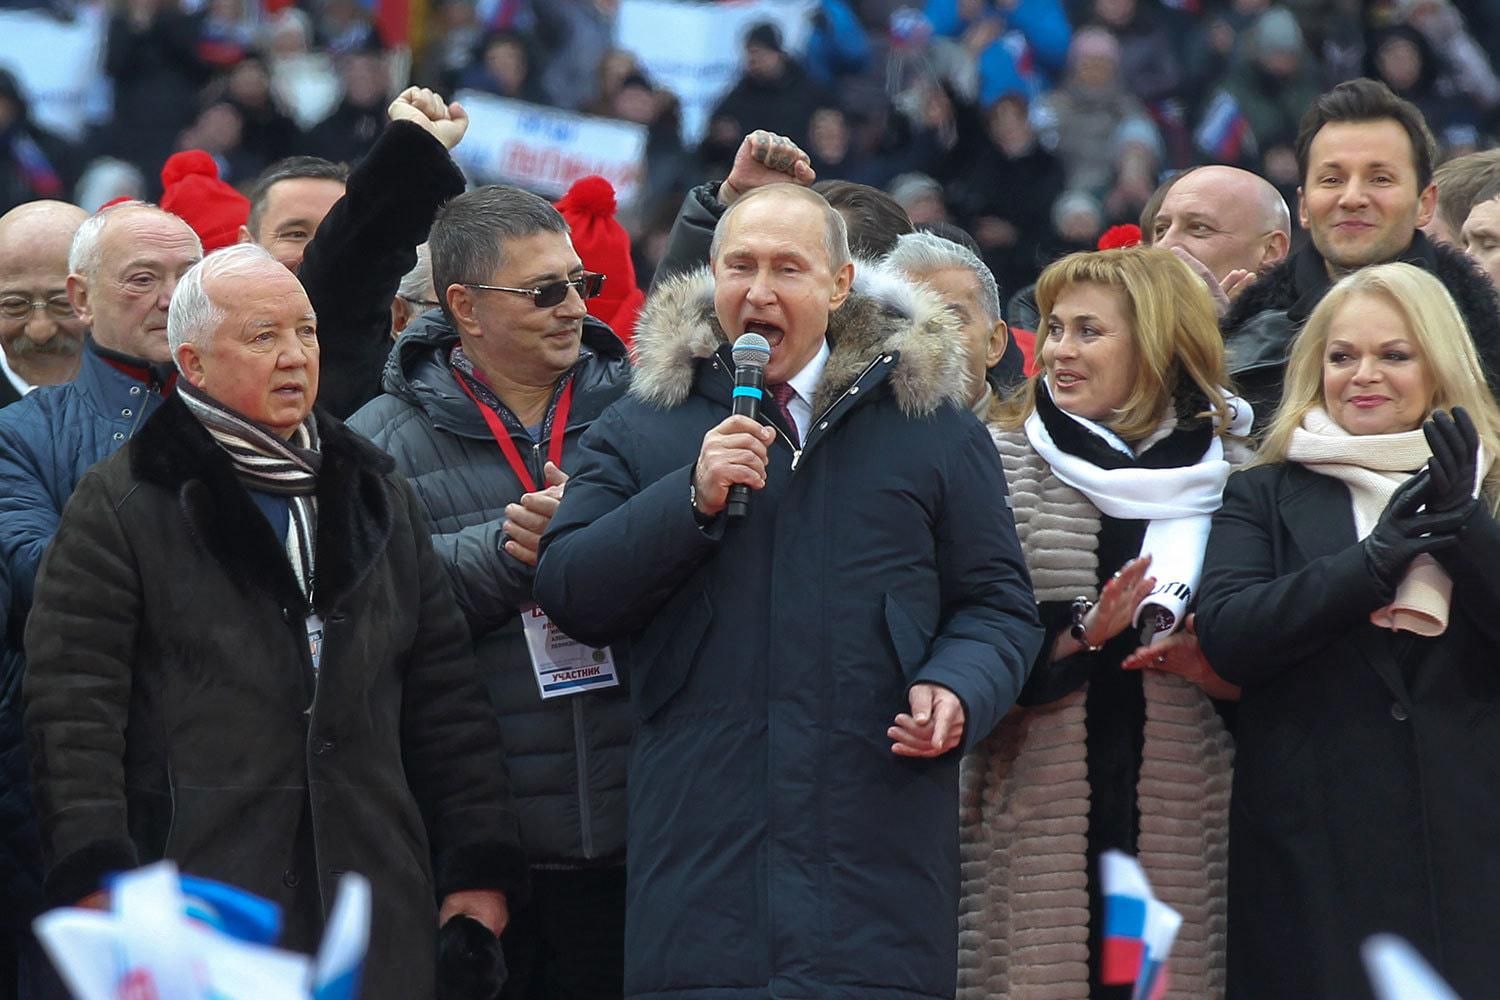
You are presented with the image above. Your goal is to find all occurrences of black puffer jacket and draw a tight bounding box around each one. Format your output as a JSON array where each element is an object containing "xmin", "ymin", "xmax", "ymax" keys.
[
  {"xmin": 348, "ymin": 312, "xmax": 634, "ymax": 865},
  {"xmin": 1221, "ymin": 233, "xmax": 1500, "ymax": 428}
]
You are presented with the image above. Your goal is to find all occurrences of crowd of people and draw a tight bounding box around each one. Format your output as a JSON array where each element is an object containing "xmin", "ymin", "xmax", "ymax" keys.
[
  {"xmin": 3, "ymin": 3, "xmax": 1500, "ymax": 1000},
  {"xmin": 6, "ymin": 0, "xmax": 1500, "ymax": 295}
]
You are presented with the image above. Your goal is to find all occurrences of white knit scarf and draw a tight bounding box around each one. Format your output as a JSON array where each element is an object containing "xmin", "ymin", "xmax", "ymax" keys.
[
  {"xmin": 1286, "ymin": 407, "xmax": 1482, "ymax": 636},
  {"xmin": 1024, "ymin": 384, "xmax": 1253, "ymax": 645}
]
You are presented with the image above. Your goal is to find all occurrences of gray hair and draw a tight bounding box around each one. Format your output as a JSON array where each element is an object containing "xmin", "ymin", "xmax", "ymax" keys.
[
  {"xmin": 430, "ymin": 186, "xmax": 570, "ymax": 322},
  {"xmin": 711, "ymin": 184, "xmax": 851, "ymax": 273},
  {"xmin": 167, "ymin": 243, "xmax": 284, "ymax": 367},
  {"xmin": 69, "ymin": 200, "xmax": 140, "ymax": 277},
  {"xmin": 397, "ymin": 242, "xmax": 434, "ymax": 303},
  {"xmin": 886, "ymin": 231, "xmax": 1002, "ymax": 323},
  {"xmin": 69, "ymin": 201, "xmax": 204, "ymax": 279}
]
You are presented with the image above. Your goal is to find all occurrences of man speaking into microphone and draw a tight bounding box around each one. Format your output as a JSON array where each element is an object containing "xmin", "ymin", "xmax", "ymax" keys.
[{"xmin": 534, "ymin": 183, "xmax": 1042, "ymax": 1000}]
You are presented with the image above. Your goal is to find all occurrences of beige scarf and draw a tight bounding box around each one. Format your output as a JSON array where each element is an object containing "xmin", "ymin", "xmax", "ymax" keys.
[{"xmin": 1285, "ymin": 407, "xmax": 1475, "ymax": 636}]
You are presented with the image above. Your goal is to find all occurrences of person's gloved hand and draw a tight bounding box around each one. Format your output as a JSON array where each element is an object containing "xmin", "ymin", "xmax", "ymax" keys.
[
  {"xmin": 1363, "ymin": 469, "xmax": 1470, "ymax": 593},
  {"xmin": 436, "ymin": 914, "xmax": 507, "ymax": 1000},
  {"xmin": 1423, "ymin": 406, "xmax": 1480, "ymax": 515}
]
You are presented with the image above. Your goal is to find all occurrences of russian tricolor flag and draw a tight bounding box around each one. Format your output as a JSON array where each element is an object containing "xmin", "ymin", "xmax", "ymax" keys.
[
  {"xmin": 1194, "ymin": 91, "xmax": 1258, "ymax": 164},
  {"xmin": 1100, "ymin": 850, "xmax": 1183, "ymax": 1000}
]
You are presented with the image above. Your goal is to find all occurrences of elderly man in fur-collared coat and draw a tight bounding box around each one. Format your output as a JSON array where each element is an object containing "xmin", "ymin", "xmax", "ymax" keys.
[
  {"xmin": 533, "ymin": 184, "xmax": 1043, "ymax": 1000},
  {"xmin": 22, "ymin": 244, "xmax": 526, "ymax": 999}
]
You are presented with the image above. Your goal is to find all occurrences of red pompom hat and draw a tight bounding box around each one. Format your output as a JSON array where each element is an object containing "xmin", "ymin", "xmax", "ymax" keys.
[
  {"xmin": 554, "ymin": 175, "xmax": 645, "ymax": 347},
  {"xmin": 1096, "ymin": 224, "xmax": 1142, "ymax": 250},
  {"xmin": 159, "ymin": 150, "xmax": 251, "ymax": 252}
]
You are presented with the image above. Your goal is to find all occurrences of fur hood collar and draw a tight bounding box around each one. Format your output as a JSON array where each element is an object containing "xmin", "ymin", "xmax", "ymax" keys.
[{"xmin": 629, "ymin": 261, "xmax": 970, "ymax": 418}]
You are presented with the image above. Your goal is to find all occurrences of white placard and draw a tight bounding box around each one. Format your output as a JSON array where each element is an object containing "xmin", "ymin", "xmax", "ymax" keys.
[
  {"xmin": 0, "ymin": 4, "xmax": 109, "ymax": 141},
  {"xmin": 451, "ymin": 90, "xmax": 649, "ymax": 207},
  {"xmin": 616, "ymin": 0, "xmax": 817, "ymax": 145}
]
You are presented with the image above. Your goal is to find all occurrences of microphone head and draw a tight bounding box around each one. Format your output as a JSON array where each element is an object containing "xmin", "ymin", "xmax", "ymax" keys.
[{"xmin": 731, "ymin": 332, "xmax": 772, "ymax": 369}]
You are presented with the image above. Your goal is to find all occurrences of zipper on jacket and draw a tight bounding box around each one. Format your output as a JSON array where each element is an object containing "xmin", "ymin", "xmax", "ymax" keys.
[
  {"xmin": 294, "ymin": 602, "xmax": 328, "ymax": 916},
  {"xmin": 787, "ymin": 354, "xmax": 889, "ymax": 471},
  {"xmin": 572, "ymin": 698, "xmax": 594, "ymax": 858}
]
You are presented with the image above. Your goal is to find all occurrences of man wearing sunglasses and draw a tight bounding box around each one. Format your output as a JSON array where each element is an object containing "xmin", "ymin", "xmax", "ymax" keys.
[
  {"xmin": 0, "ymin": 201, "xmax": 87, "ymax": 408},
  {"xmin": 348, "ymin": 185, "xmax": 634, "ymax": 1000}
]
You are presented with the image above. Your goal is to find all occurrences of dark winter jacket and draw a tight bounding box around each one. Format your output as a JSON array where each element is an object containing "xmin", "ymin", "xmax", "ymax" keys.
[
  {"xmin": 701, "ymin": 62, "xmax": 831, "ymax": 167},
  {"xmin": 298, "ymin": 120, "xmax": 466, "ymax": 420},
  {"xmin": 101, "ymin": 9, "xmax": 212, "ymax": 185},
  {"xmin": 348, "ymin": 312, "xmax": 634, "ymax": 866},
  {"xmin": 1198, "ymin": 462, "xmax": 1500, "ymax": 1000},
  {"xmin": 0, "ymin": 343, "xmax": 172, "ymax": 930},
  {"xmin": 533, "ymin": 265, "xmax": 1043, "ymax": 1000},
  {"xmin": 1221, "ymin": 233, "xmax": 1500, "ymax": 427},
  {"xmin": 23, "ymin": 396, "xmax": 527, "ymax": 999}
]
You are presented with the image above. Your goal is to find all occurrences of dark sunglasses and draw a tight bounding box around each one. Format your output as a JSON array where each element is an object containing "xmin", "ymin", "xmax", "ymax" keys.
[{"xmin": 463, "ymin": 271, "xmax": 605, "ymax": 308}]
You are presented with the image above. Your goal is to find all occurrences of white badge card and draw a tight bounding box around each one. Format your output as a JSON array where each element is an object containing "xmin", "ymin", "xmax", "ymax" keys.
[
  {"xmin": 521, "ymin": 605, "xmax": 619, "ymax": 699},
  {"xmin": 306, "ymin": 612, "xmax": 324, "ymax": 674}
]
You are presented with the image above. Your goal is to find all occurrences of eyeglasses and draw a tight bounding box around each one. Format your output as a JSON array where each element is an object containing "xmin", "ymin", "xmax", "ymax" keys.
[
  {"xmin": 462, "ymin": 272, "xmax": 605, "ymax": 309},
  {"xmin": 399, "ymin": 296, "xmax": 442, "ymax": 309},
  {"xmin": 0, "ymin": 294, "xmax": 72, "ymax": 321}
]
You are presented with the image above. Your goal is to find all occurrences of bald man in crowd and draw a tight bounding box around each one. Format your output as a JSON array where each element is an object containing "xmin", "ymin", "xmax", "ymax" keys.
[
  {"xmin": 0, "ymin": 204, "xmax": 201, "ymax": 995},
  {"xmin": 0, "ymin": 202, "xmax": 87, "ymax": 408},
  {"xmin": 1148, "ymin": 164, "xmax": 1291, "ymax": 315}
]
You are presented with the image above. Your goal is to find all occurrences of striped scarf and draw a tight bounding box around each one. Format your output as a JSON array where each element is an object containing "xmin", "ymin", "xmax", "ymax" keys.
[{"xmin": 179, "ymin": 383, "xmax": 322, "ymax": 601}]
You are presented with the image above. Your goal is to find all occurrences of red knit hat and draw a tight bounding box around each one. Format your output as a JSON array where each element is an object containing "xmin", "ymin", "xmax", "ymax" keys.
[
  {"xmin": 554, "ymin": 176, "xmax": 645, "ymax": 347},
  {"xmin": 159, "ymin": 150, "xmax": 251, "ymax": 252}
]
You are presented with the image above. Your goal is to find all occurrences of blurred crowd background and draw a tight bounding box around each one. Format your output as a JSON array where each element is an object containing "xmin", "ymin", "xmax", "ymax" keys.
[{"xmin": 2, "ymin": 0, "xmax": 1499, "ymax": 297}]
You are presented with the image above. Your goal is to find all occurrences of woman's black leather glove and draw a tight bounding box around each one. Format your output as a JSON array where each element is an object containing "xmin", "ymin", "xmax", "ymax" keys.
[
  {"xmin": 1363, "ymin": 470, "xmax": 1470, "ymax": 594},
  {"xmin": 1423, "ymin": 406, "xmax": 1481, "ymax": 516}
]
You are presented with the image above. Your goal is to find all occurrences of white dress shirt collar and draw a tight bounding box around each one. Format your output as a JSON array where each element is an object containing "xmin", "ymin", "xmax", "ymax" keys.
[
  {"xmin": 779, "ymin": 338, "xmax": 830, "ymax": 443},
  {"xmin": 0, "ymin": 347, "xmax": 35, "ymax": 398}
]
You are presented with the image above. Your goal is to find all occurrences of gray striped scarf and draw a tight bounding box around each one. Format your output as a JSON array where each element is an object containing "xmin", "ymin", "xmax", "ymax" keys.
[{"xmin": 179, "ymin": 382, "xmax": 322, "ymax": 601}]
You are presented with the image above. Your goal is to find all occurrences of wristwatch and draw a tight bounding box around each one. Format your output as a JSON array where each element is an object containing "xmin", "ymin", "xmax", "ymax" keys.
[
  {"xmin": 1070, "ymin": 597, "xmax": 1104, "ymax": 652},
  {"xmin": 689, "ymin": 473, "xmax": 716, "ymax": 528}
]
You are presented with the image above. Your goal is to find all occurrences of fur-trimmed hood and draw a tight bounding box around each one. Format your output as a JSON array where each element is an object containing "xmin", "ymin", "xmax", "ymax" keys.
[{"xmin": 629, "ymin": 261, "xmax": 971, "ymax": 418}]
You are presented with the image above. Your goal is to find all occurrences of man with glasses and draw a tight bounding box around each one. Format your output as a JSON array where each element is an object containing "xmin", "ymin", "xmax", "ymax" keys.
[
  {"xmin": 349, "ymin": 184, "xmax": 634, "ymax": 1000},
  {"xmin": 0, "ymin": 201, "xmax": 87, "ymax": 408},
  {"xmin": 0, "ymin": 200, "xmax": 201, "ymax": 998}
]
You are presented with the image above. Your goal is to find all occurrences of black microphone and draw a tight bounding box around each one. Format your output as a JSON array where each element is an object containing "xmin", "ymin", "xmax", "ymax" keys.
[{"xmin": 726, "ymin": 332, "xmax": 771, "ymax": 519}]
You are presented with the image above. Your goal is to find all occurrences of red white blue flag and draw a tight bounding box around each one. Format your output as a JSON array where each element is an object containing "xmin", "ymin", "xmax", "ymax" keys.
[{"xmin": 1100, "ymin": 850, "xmax": 1183, "ymax": 1000}]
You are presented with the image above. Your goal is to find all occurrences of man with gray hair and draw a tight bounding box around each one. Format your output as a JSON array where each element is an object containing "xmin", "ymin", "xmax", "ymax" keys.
[
  {"xmin": 24, "ymin": 242, "xmax": 526, "ymax": 999},
  {"xmin": 390, "ymin": 242, "xmax": 436, "ymax": 338},
  {"xmin": 886, "ymin": 230, "xmax": 1010, "ymax": 414},
  {"xmin": 534, "ymin": 182, "xmax": 1042, "ymax": 999},
  {"xmin": 349, "ymin": 184, "xmax": 633, "ymax": 998}
]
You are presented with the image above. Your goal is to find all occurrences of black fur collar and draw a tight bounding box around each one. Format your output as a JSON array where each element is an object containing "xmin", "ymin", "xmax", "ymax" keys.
[
  {"xmin": 1226, "ymin": 232, "xmax": 1500, "ymax": 384},
  {"xmin": 130, "ymin": 395, "xmax": 397, "ymax": 615}
]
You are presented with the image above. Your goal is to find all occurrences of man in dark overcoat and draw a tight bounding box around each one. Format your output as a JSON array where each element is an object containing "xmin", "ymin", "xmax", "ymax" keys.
[
  {"xmin": 23, "ymin": 243, "xmax": 526, "ymax": 999},
  {"xmin": 534, "ymin": 184, "xmax": 1042, "ymax": 1000}
]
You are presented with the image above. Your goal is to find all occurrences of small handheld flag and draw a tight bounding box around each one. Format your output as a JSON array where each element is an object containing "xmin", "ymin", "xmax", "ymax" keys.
[{"xmin": 1099, "ymin": 850, "xmax": 1183, "ymax": 1000}]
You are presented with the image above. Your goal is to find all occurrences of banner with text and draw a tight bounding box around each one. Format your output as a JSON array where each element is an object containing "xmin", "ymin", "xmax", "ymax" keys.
[
  {"xmin": 0, "ymin": 4, "xmax": 108, "ymax": 142},
  {"xmin": 451, "ymin": 90, "xmax": 649, "ymax": 207},
  {"xmin": 617, "ymin": 0, "xmax": 816, "ymax": 145}
]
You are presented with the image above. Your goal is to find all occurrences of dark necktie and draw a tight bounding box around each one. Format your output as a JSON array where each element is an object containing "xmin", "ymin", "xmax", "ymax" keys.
[{"xmin": 768, "ymin": 382, "xmax": 800, "ymax": 447}]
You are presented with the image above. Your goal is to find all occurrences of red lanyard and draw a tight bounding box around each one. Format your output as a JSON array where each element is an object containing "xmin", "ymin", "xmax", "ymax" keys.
[{"xmin": 454, "ymin": 372, "xmax": 574, "ymax": 493}]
